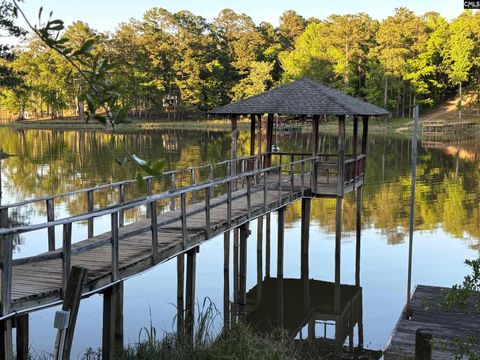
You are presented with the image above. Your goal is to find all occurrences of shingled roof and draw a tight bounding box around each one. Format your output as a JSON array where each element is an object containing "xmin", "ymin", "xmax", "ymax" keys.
[{"xmin": 209, "ymin": 77, "xmax": 389, "ymax": 117}]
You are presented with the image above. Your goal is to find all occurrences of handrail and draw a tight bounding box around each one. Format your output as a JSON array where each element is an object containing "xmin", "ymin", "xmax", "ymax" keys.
[
  {"xmin": 0, "ymin": 153, "xmax": 269, "ymax": 211},
  {"xmin": 0, "ymin": 156, "xmax": 316, "ymax": 237}
]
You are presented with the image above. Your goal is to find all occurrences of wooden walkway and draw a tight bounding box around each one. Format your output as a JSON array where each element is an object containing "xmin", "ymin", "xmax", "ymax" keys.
[
  {"xmin": 384, "ymin": 285, "xmax": 480, "ymax": 359},
  {"xmin": 0, "ymin": 153, "xmax": 365, "ymax": 317}
]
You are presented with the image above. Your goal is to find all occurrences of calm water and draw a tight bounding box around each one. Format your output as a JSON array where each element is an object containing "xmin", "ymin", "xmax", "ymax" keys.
[{"xmin": 0, "ymin": 126, "xmax": 479, "ymax": 357}]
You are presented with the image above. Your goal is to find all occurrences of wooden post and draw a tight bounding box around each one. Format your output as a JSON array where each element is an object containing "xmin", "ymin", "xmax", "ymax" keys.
[
  {"xmin": 46, "ymin": 198, "xmax": 55, "ymax": 251},
  {"xmin": 177, "ymin": 255, "xmax": 184, "ymax": 336},
  {"xmin": 87, "ymin": 190, "xmax": 94, "ymax": 238},
  {"xmin": 150, "ymin": 201, "xmax": 158, "ymax": 261},
  {"xmin": 358, "ymin": 292, "xmax": 364, "ymax": 350},
  {"xmin": 338, "ymin": 115, "xmax": 346, "ymax": 196},
  {"xmin": 353, "ymin": 116, "xmax": 358, "ymax": 186},
  {"xmin": 185, "ymin": 247, "xmax": 198, "ymax": 342},
  {"xmin": 250, "ymin": 114, "xmax": 256, "ymax": 170},
  {"xmin": 233, "ymin": 228, "xmax": 239, "ymax": 309},
  {"xmin": 0, "ymin": 207, "xmax": 12, "ymax": 360},
  {"xmin": 256, "ymin": 216, "xmax": 263, "ymax": 302},
  {"xmin": 223, "ymin": 232, "xmax": 230, "ymax": 329},
  {"xmin": 15, "ymin": 314, "xmax": 28, "ymax": 360},
  {"xmin": 301, "ymin": 198, "xmax": 310, "ymax": 279},
  {"xmin": 239, "ymin": 224, "xmax": 248, "ymax": 310},
  {"xmin": 312, "ymin": 115, "xmax": 320, "ymax": 193},
  {"xmin": 415, "ymin": 329, "xmax": 432, "ymax": 360},
  {"xmin": 62, "ymin": 223, "xmax": 72, "ymax": 295},
  {"xmin": 266, "ymin": 114, "xmax": 274, "ymax": 168},
  {"xmin": 277, "ymin": 207, "xmax": 285, "ymax": 327},
  {"xmin": 118, "ymin": 183, "xmax": 125, "ymax": 227},
  {"xmin": 407, "ymin": 105, "xmax": 419, "ymax": 315},
  {"xmin": 145, "ymin": 177, "xmax": 152, "ymax": 218},
  {"xmin": 115, "ymin": 282, "xmax": 124, "ymax": 353},
  {"xmin": 265, "ymin": 213, "xmax": 271, "ymax": 278},
  {"xmin": 102, "ymin": 287, "xmax": 117, "ymax": 360},
  {"xmin": 231, "ymin": 115, "xmax": 238, "ymax": 175},
  {"xmin": 334, "ymin": 196, "xmax": 342, "ymax": 351},
  {"xmin": 361, "ymin": 116, "xmax": 369, "ymax": 155},
  {"xmin": 57, "ymin": 266, "xmax": 88, "ymax": 360},
  {"xmin": 355, "ymin": 186, "xmax": 362, "ymax": 287}
]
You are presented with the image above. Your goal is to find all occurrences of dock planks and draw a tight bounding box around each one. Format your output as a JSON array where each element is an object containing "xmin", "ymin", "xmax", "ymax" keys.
[{"xmin": 384, "ymin": 285, "xmax": 480, "ymax": 359}]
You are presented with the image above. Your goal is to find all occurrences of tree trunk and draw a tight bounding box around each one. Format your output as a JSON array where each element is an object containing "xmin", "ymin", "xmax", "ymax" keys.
[
  {"xmin": 384, "ymin": 76, "xmax": 388, "ymax": 109},
  {"xmin": 78, "ymin": 100, "xmax": 85, "ymax": 122}
]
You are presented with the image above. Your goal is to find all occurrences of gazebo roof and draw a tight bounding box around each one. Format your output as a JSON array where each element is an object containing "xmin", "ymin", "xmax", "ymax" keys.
[{"xmin": 209, "ymin": 77, "xmax": 389, "ymax": 117}]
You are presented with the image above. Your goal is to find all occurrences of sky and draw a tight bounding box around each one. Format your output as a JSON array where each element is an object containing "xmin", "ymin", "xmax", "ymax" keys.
[{"xmin": 17, "ymin": 0, "xmax": 468, "ymax": 32}]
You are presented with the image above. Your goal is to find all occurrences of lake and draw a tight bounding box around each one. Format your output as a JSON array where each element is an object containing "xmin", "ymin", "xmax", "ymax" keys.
[{"xmin": 0, "ymin": 126, "xmax": 479, "ymax": 357}]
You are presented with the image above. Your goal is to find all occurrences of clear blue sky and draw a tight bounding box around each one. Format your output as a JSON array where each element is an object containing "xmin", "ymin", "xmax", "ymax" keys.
[{"xmin": 18, "ymin": 1, "xmax": 466, "ymax": 32}]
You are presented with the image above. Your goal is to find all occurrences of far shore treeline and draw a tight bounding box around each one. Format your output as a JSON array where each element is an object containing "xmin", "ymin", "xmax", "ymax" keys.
[{"xmin": 1, "ymin": 7, "xmax": 480, "ymax": 121}]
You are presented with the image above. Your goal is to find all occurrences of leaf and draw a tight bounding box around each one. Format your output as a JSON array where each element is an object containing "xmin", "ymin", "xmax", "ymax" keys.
[
  {"xmin": 132, "ymin": 154, "xmax": 147, "ymax": 166},
  {"xmin": 72, "ymin": 38, "xmax": 95, "ymax": 56},
  {"xmin": 114, "ymin": 106, "xmax": 129, "ymax": 124},
  {"xmin": 38, "ymin": 7, "xmax": 43, "ymax": 22},
  {"xmin": 47, "ymin": 19, "xmax": 64, "ymax": 31},
  {"xmin": 152, "ymin": 160, "xmax": 166, "ymax": 172},
  {"xmin": 94, "ymin": 114, "xmax": 107, "ymax": 126},
  {"xmin": 85, "ymin": 94, "xmax": 96, "ymax": 113},
  {"xmin": 136, "ymin": 173, "xmax": 146, "ymax": 191}
]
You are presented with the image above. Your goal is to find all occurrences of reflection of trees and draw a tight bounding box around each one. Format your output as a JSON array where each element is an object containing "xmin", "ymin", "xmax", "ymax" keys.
[{"xmin": 1, "ymin": 127, "xmax": 479, "ymax": 248}]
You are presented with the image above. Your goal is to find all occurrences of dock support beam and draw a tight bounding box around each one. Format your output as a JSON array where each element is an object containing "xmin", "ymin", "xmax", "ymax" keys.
[
  {"xmin": 277, "ymin": 207, "xmax": 285, "ymax": 327},
  {"xmin": 185, "ymin": 247, "xmax": 198, "ymax": 342},
  {"xmin": 312, "ymin": 115, "xmax": 319, "ymax": 193},
  {"xmin": 102, "ymin": 282, "xmax": 123, "ymax": 360},
  {"xmin": 233, "ymin": 228, "xmax": 239, "ymax": 318},
  {"xmin": 334, "ymin": 196, "xmax": 342, "ymax": 351},
  {"xmin": 256, "ymin": 216, "xmax": 263, "ymax": 302},
  {"xmin": 239, "ymin": 224, "xmax": 248, "ymax": 314},
  {"xmin": 301, "ymin": 198, "xmax": 311, "ymax": 310},
  {"xmin": 265, "ymin": 213, "xmax": 271, "ymax": 278},
  {"xmin": 15, "ymin": 314, "xmax": 29, "ymax": 360},
  {"xmin": 356, "ymin": 186, "xmax": 362, "ymax": 287},
  {"xmin": 223, "ymin": 232, "xmax": 230, "ymax": 329},
  {"xmin": 177, "ymin": 254, "xmax": 185, "ymax": 336},
  {"xmin": 0, "ymin": 208, "xmax": 13, "ymax": 360}
]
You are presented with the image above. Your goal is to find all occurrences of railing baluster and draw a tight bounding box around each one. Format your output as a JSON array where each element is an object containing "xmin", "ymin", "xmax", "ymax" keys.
[
  {"xmin": 87, "ymin": 190, "xmax": 94, "ymax": 238},
  {"xmin": 150, "ymin": 201, "xmax": 158, "ymax": 261},
  {"xmin": 263, "ymin": 168, "xmax": 267, "ymax": 213},
  {"xmin": 111, "ymin": 212, "xmax": 119, "ymax": 281},
  {"xmin": 0, "ymin": 208, "xmax": 12, "ymax": 322},
  {"xmin": 191, "ymin": 169, "xmax": 196, "ymax": 204},
  {"xmin": 118, "ymin": 183, "xmax": 125, "ymax": 227},
  {"xmin": 227, "ymin": 180, "xmax": 232, "ymax": 227},
  {"xmin": 255, "ymin": 156, "xmax": 260, "ymax": 184},
  {"xmin": 247, "ymin": 175, "xmax": 251, "ymax": 219},
  {"xmin": 278, "ymin": 166, "xmax": 282, "ymax": 207},
  {"xmin": 301, "ymin": 157, "xmax": 305, "ymax": 197},
  {"xmin": 170, "ymin": 173, "xmax": 176, "ymax": 211},
  {"xmin": 205, "ymin": 186, "xmax": 211, "ymax": 238},
  {"xmin": 290, "ymin": 163, "xmax": 294, "ymax": 200},
  {"xmin": 145, "ymin": 177, "xmax": 153, "ymax": 218},
  {"xmin": 46, "ymin": 198, "xmax": 55, "ymax": 250},
  {"xmin": 62, "ymin": 222, "xmax": 72, "ymax": 295},
  {"xmin": 181, "ymin": 193, "xmax": 188, "ymax": 249},
  {"xmin": 209, "ymin": 165, "xmax": 215, "ymax": 197}
]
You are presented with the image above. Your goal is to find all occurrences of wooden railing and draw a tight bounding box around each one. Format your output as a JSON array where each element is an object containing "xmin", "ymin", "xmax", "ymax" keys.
[{"xmin": 0, "ymin": 156, "xmax": 316, "ymax": 318}]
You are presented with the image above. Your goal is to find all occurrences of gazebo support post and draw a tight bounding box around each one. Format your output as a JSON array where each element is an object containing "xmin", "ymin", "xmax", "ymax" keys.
[
  {"xmin": 266, "ymin": 113, "xmax": 274, "ymax": 168},
  {"xmin": 250, "ymin": 114, "xmax": 256, "ymax": 170},
  {"xmin": 230, "ymin": 115, "xmax": 238, "ymax": 176},
  {"xmin": 337, "ymin": 115, "xmax": 346, "ymax": 196},
  {"xmin": 311, "ymin": 115, "xmax": 320, "ymax": 193},
  {"xmin": 353, "ymin": 116, "xmax": 358, "ymax": 188}
]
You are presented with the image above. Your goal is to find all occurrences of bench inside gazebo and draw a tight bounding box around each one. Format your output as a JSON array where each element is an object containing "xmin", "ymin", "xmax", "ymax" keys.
[{"xmin": 209, "ymin": 77, "xmax": 388, "ymax": 198}]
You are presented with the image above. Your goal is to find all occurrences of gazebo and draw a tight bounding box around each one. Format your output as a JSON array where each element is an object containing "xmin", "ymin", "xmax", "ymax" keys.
[{"xmin": 209, "ymin": 77, "xmax": 388, "ymax": 198}]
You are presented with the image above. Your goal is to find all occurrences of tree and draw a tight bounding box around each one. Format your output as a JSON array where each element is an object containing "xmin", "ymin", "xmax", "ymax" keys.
[
  {"xmin": 231, "ymin": 61, "xmax": 274, "ymax": 100},
  {"xmin": 277, "ymin": 10, "xmax": 306, "ymax": 50}
]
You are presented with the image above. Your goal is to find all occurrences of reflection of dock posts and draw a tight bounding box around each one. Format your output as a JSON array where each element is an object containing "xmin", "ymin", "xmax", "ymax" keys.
[
  {"xmin": 14, "ymin": 314, "xmax": 28, "ymax": 360},
  {"xmin": 0, "ymin": 206, "xmax": 13, "ymax": 360},
  {"xmin": 177, "ymin": 254, "xmax": 185, "ymax": 336},
  {"xmin": 277, "ymin": 207, "xmax": 285, "ymax": 327},
  {"xmin": 334, "ymin": 115, "xmax": 345, "ymax": 353},
  {"xmin": 102, "ymin": 283, "xmax": 124, "ymax": 359},
  {"xmin": 239, "ymin": 224, "xmax": 248, "ymax": 315},
  {"xmin": 356, "ymin": 186, "xmax": 362, "ymax": 287},
  {"xmin": 256, "ymin": 217, "xmax": 263, "ymax": 302},
  {"xmin": 223, "ymin": 232, "xmax": 230, "ymax": 329},
  {"xmin": 265, "ymin": 213, "xmax": 271, "ymax": 278},
  {"xmin": 358, "ymin": 291, "xmax": 364, "ymax": 350},
  {"xmin": 185, "ymin": 247, "xmax": 198, "ymax": 342},
  {"xmin": 301, "ymin": 198, "xmax": 311, "ymax": 309}
]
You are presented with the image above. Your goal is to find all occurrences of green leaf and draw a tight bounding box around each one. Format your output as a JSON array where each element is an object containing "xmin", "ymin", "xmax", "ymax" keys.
[
  {"xmin": 47, "ymin": 19, "xmax": 64, "ymax": 31},
  {"xmin": 72, "ymin": 38, "xmax": 95, "ymax": 56},
  {"xmin": 86, "ymin": 94, "xmax": 96, "ymax": 113},
  {"xmin": 114, "ymin": 106, "xmax": 129, "ymax": 124},
  {"xmin": 38, "ymin": 7, "xmax": 43, "ymax": 22},
  {"xmin": 136, "ymin": 173, "xmax": 146, "ymax": 191},
  {"xmin": 94, "ymin": 114, "xmax": 107, "ymax": 126}
]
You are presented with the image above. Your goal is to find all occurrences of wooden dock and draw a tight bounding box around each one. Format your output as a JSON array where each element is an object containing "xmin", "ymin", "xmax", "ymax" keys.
[
  {"xmin": 422, "ymin": 119, "xmax": 476, "ymax": 134},
  {"xmin": 384, "ymin": 285, "xmax": 480, "ymax": 359},
  {"xmin": 0, "ymin": 152, "xmax": 365, "ymax": 314}
]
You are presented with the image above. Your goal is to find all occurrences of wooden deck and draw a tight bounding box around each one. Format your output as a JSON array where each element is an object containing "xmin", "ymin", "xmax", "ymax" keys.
[
  {"xmin": 384, "ymin": 285, "xmax": 480, "ymax": 359},
  {"xmin": 0, "ymin": 153, "xmax": 365, "ymax": 317}
]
